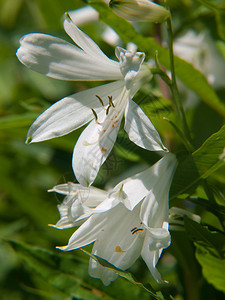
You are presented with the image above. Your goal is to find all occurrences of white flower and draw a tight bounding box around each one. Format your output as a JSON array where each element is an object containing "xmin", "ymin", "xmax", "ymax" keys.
[
  {"xmin": 109, "ymin": 0, "xmax": 170, "ymax": 23},
  {"xmin": 16, "ymin": 15, "xmax": 167, "ymax": 186},
  {"xmin": 53, "ymin": 153, "xmax": 177, "ymax": 285},
  {"xmin": 49, "ymin": 183, "xmax": 107, "ymax": 228}
]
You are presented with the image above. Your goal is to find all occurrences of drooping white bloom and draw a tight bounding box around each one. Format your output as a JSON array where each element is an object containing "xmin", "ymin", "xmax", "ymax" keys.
[
  {"xmin": 53, "ymin": 153, "xmax": 177, "ymax": 285},
  {"xmin": 16, "ymin": 15, "xmax": 167, "ymax": 186},
  {"xmin": 109, "ymin": 0, "xmax": 170, "ymax": 23}
]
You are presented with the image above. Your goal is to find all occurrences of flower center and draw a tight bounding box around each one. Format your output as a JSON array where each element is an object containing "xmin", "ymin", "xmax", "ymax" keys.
[{"xmin": 83, "ymin": 90, "xmax": 128, "ymax": 148}]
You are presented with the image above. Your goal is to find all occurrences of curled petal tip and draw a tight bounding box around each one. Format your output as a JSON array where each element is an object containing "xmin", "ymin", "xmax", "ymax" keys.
[
  {"xmin": 65, "ymin": 11, "xmax": 72, "ymax": 22},
  {"xmin": 56, "ymin": 245, "xmax": 68, "ymax": 251},
  {"xmin": 25, "ymin": 136, "xmax": 32, "ymax": 144},
  {"xmin": 48, "ymin": 224, "xmax": 56, "ymax": 228}
]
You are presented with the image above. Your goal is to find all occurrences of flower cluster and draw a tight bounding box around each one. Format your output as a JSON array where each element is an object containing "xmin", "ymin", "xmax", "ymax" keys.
[
  {"xmin": 50, "ymin": 153, "xmax": 177, "ymax": 285},
  {"xmin": 16, "ymin": 4, "xmax": 180, "ymax": 286}
]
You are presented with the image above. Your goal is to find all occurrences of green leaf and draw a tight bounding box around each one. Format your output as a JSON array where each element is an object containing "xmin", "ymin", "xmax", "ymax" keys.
[
  {"xmin": 6, "ymin": 240, "xmax": 113, "ymax": 300},
  {"xmin": 217, "ymin": 40, "xmax": 225, "ymax": 59},
  {"xmin": 6, "ymin": 240, "xmax": 154, "ymax": 300},
  {"xmin": 195, "ymin": 0, "xmax": 225, "ymax": 40},
  {"xmin": 216, "ymin": 10, "xmax": 225, "ymax": 41},
  {"xmin": 81, "ymin": 248, "xmax": 164, "ymax": 300},
  {"xmin": 170, "ymin": 125, "xmax": 225, "ymax": 198},
  {"xmin": 87, "ymin": 0, "xmax": 225, "ymax": 116},
  {"xmin": 184, "ymin": 218, "xmax": 225, "ymax": 293},
  {"xmin": 188, "ymin": 197, "xmax": 225, "ymax": 221},
  {"xmin": 195, "ymin": 245, "xmax": 225, "ymax": 293},
  {"xmin": 0, "ymin": 113, "xmax": 38, "ymax": 129},
  {"xmin": 184, "ymin": 217, "xmax": 225, "ymax": 258}
]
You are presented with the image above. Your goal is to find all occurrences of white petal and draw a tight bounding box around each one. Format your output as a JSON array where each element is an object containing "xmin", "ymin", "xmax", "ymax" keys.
[
  {"xmin": 49, "ymin": 182, "xmax": 83, "ymax": 195},
  {"xmin": 72, "ymin": 115, "xmax": 121, "ymax": 186},
  {"xmin": 112, "ymin": 153, "xmax": 177, "ymax": 211},
  {"xmin": 93, "ymin": 196, "xmax": 119, "ymax": 213},
  {"xmin": 141, "ymin": 234, "xmax": 162, "ymax": 283},
  {"xmin": 140, "ymin": 191, "xmax": 169, "ymax": 228},
  {"xmin": 111, "ymin": 166, "xmax": 158, "ymax": 211},
  {"xmin": 169, "ymin": 207, "xmax": 201, "ymax": 225},
  {"xmin": 124, "ymin": 99, "xmax": 167, "ymax": 152},
  {"xmin": 140, "ymin": 154, "xmax": 177, "ymax": 227},
  {"xmin": 89, "ymin": 204, "xmax": 144, "ymax": 285},
  {"xmin": 54, "ymin": 195, "xmax": 86, "ymax": 229},
  {"xmin": 52, "ymin": 183, "xmax": 108, "ymax": 229},
  {"xmin": 64, "ymin": 15, "xmax": 117, "ymax": 65},
  {"xmin": 59, "ymin": 213, "xmax": 105, "ymax": 251},
  {"xmin": 50, "ymin": 182, "xmax": 107, "ymax": 205},
  {"xmin": 16, "ymin": 33, "xmax": 121, "ymax": 81},
  {"xmin": 110, "ymin": 0, "xmax": 170, "ymax": 23},
  {"xmin": 141, "ymin": 230, "xmax": 170, "ymax": 283},
  {"xmin": 26, "ymin": 81, "xmax": 124, "ymax": 143}
]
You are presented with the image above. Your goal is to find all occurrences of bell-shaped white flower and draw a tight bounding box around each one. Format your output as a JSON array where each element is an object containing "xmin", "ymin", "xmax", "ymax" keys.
[
  {"xmin": 53, "ymin": 153, "xmax": 177, "ymax": 285},
  {"xmin": 109, "ymin": 0, "xmax": 170, "ymax": 23},
  {"xmin": 16, "ymin": 15, "xmax": 167, "ymax": 186}
]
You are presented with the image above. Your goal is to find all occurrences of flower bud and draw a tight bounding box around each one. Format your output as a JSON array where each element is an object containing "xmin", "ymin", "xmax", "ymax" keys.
[{"xmin": 109, "ymin": 0, "xmax": 170, "ymax": 23}]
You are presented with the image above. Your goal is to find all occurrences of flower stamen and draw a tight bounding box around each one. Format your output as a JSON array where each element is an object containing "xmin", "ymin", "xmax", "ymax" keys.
[
  {"xmin": 131, "ymin": 228, "xmax": 144, "ymax": 235},
  {"xmin": 95, "ymin": 94, "xmax": 104, "ymax": 106},
  {"xmin": 106, "ymin": 104, "xmax": 112, "ymax": 115},
  {"xmin": 131, "ymin": 227, "xmax": 137, "ymax": 232},
  {"xmin": 108, "ymin": 95, "xmax": 115, "ymax": 108},
  {"xmin": 90, "ymin": 107, "xmax": 101, "ymax": 124}
]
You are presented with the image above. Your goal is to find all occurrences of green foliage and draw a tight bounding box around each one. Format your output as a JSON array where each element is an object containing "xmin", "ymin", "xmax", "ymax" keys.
[
  {"xmin": 170, "ymin": 125, "xmax": 225, "ymax": 199},
  {"xmin": 6, "ymin": 239, "xmax": 154, "ymax": 300},
  {"xmin": 0, "ymin": 0, "xmax": 225, "ymax": 299},
  {"xmin": 185, "ymin": 218, "xmax": 225, "ymax": 292},
  {"xmin": 81, "ymin": 249, "xmax": 164, "ymax": 300}
]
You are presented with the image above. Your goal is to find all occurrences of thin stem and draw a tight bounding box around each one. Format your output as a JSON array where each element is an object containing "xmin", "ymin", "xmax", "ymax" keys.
[
  {"xmin": 163, "ymin": 117, "xmax": 195, "ymax": 153},
  {"xmin": 166, "ymin": 13, "xmax": 193, "ymax": 148}
]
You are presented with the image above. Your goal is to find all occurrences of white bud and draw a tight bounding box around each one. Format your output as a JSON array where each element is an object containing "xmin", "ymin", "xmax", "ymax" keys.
[{"xmin": 109, "ymin": 0, "xmax": 170, "ymax": 23}]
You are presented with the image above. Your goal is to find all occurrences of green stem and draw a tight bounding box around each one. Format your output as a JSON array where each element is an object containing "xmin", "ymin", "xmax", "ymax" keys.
[
  {"xmin": 166, "ymin": 14, "xmax": 193, "ymax": 148},
  {"xmin": 163, "ymin": 117, "xmax": 195, "ymax": 153}
]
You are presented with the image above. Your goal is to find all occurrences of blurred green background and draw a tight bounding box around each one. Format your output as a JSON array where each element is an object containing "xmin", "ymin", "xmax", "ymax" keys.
[{"xmin": 0, "ymin": 0, "xmax": 225, "ymax": 299}]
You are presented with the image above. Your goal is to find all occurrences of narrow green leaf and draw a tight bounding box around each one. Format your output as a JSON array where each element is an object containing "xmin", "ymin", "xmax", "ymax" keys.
[
  {"xmin": 217, "ymin": 40, "xmax": 225, "ymax": 59},
  {"xmin": 6, "ymin": 240, "xmax": 113, "ymax": 300},
  {"xmin": 188, "ymin": 197, "xmax": 225, "ymax": 220},
  {"xmin": 184, "ymin": 217, "xmax": 225, "ymax": 258},
  {"xmin": 87, "ymin": 0, "xmax": 225, "ymax": 116},
  {"xmin": 170, "ymin": 125, "xmax": 225, "ymax": 198}
]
